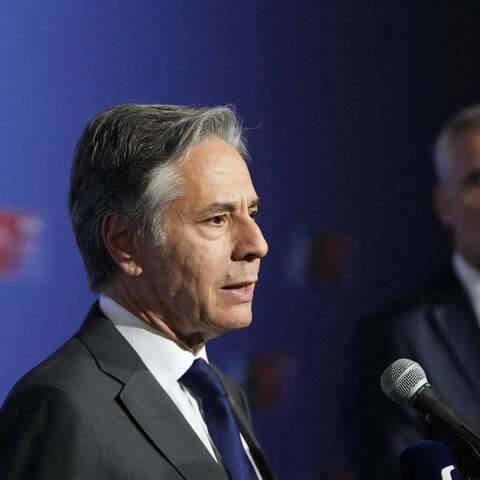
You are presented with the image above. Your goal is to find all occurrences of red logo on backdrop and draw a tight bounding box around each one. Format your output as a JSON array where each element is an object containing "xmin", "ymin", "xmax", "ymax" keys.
[{"xmin": 0, "ymin": 209, "xmax": 45, "ymax": 279}]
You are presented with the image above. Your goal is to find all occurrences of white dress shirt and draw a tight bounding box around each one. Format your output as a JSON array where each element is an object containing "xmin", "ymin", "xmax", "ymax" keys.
[
  {"xmin": 453, "ymin": 252, "xmax": 480, "ymax": 325},
  {"xmin": 99, "ymin": 294, "xmax": 261, "ymax": 478}
]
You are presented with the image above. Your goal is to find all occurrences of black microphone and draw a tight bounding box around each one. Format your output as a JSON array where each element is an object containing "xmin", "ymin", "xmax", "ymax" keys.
[
  {"xmin": 400, "ymin": 440, "xmax": 461, "ymax": 479},
  {"xmin": 381, "ymin": 358, "xmax": 480, "ymax": 479}
]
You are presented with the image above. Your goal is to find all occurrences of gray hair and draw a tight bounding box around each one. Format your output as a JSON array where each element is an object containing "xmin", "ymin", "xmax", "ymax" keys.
[
  {"xmin": 68, "ymin": 103, "xmax": 247, "ymax": 292},
  {"xmin": 433, "ymin": 104, "xmax": 480, "ymax": 184}
]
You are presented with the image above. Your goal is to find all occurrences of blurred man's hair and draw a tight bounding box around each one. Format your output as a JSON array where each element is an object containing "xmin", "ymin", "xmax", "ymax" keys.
[{"xmin": 434, "ymin": 104, "xmax": 480, "ymax": 184}]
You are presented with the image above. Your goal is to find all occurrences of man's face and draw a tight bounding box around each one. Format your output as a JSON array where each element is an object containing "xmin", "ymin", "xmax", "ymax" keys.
[
  {"xmin": 135, "ymin": 136, "xmax": 268, "ymax": 349},
  {"xmin": 436, "ymin": 127, "xmax": 480, "ymax": 269}
]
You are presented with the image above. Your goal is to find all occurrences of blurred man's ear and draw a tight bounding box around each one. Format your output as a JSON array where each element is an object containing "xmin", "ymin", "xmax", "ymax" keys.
[
  {"xmin": 101, "ymin": 215, "xmax": 143, "ymax": 277},
  {"xmin": 433, "ymin": 185, "xmax": 452, "ymax": 227}
]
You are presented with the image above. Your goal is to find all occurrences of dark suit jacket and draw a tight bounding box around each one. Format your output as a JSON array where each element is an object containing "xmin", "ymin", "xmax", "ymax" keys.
[
  {"xmin": 0, "ymin": 302, "xmax": 276, "ymax": 479},
  {"xmin": 343, "ymin": 266, "xmax": 480, "ymax": 480}
]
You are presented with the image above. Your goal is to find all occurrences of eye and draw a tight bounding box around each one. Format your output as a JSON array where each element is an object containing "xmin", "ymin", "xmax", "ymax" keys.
[
  {"xmin": 249, "ymin": 210, "xmax": 259, "ymax": 220},
  {"xmin": 208, "ymin": 215, "xmax": 226, "ymax": 225}
]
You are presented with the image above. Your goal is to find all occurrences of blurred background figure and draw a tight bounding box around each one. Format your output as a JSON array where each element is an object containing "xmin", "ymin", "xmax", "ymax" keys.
[{"xmin": 344, "ymin": 104, "xmax": 480, "ymax": 480}]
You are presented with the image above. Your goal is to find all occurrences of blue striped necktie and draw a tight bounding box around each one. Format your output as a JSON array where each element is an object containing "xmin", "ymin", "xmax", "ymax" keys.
[{"xmin": 181, "ymin": 358, "xmax": 257, "ymax": 480}]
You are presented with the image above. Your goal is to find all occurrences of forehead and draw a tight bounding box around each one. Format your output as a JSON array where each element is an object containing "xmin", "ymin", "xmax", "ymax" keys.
[{"xmin": 177, "ymin": 137, "xmax": 257, "ymax": 202}]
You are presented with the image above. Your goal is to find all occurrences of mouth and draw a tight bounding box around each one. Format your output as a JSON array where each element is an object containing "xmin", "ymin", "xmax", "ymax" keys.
[
  {"xmin": 221, "ymin": 280, "xmax": 256, "ymax": 290},
  {"xmin": 220, "ymin": 280, "xmax": 257, "ymax": 301}
]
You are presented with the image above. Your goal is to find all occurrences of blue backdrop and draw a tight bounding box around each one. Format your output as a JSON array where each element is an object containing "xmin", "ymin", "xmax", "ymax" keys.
[{"xmin": 2, "ymin": 2, "xmax": 480, "ymax": 478}]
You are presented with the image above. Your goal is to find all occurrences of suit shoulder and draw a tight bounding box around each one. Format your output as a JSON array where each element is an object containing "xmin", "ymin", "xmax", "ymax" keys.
[
  {"xmin": 346, "ymin": 267, "xmax": 463, "ymax": 367},
  {"xmin": 4, "ymin": 334, "xmax": 101, "ymax": 402},
  {"xmin": 363, "ymin": 267, "xmax": 458, "ymax": 332}
]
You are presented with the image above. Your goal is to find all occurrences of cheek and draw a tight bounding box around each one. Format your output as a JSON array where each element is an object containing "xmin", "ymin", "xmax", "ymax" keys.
[
  {"xmin": 451, "ymin": 203, "xmax": 480, "ymax": 239},
  {"xmin": 459, "ymin": 196, "xmax": 480, "ymax": 221},
  {"xmin": 162, "ymin": 231, "xmax": 232, "ymax": 297},
  {"xmin": 166, "ymin": 251, "xmax": 218, "ymax": 298},
  {"xmin": 460, "ymin": 187, "xmax": 480, "ymax": 206},
  {"xmin": 177, "ymin": 235, "xmax": 230, "ymax": 272},
  {"xmin": 148, "ymin": 244, "xmax": 192, "ymax": 299}
]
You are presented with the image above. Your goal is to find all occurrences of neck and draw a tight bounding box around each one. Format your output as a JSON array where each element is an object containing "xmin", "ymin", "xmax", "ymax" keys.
[{"xmin": 102, "ymin": 282, "xmax": 207, "ymax": 355}]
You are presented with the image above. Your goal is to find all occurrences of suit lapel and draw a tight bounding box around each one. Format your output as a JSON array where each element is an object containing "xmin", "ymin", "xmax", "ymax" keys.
[
  {"xmin": 77, "ymin": 303, "xmax": 226, "ymax": 480},
  {"xmin": 429, "ymin": 269, "xmax": 480, "ymax": 399},
  {"xmin": 118, "ymin": 363, "xmax": 226, "ymax": 480}
]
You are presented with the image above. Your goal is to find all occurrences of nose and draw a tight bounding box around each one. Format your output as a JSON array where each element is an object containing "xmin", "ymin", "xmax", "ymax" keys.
[{"xmin": 232, "ymin": 216, "xmax": 268, "ymax": 262}]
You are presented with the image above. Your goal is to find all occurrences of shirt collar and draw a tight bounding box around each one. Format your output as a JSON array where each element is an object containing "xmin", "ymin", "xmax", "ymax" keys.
[{"xmin": 99, "ymin": 294, "xmax": 208, "ymax": 386}]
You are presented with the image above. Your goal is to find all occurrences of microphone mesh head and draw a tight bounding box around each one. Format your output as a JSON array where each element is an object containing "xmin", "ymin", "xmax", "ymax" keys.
[{"xmin": 380, "ymin": 358, "xmax": 428, "ymax": 405}]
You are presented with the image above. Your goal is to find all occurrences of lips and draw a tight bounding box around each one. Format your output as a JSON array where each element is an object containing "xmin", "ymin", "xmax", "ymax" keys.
[
  {"xmin": 221, "ymin": 279, "xmax": 256, "ymax": 290},
  {"xmin": 220, "ymin": 280, "xmax": 256, "ymax": 301}
]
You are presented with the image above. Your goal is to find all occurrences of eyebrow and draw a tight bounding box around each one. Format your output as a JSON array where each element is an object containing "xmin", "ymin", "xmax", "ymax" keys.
[{"xmin": 200, "ymin": 198, "xmax": 260, "ymax": 216}]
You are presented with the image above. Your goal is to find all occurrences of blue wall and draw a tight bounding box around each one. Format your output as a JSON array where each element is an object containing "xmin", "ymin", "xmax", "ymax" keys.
[{"xmin": 2, "ymin": 2, "xmax": 480, "ymax": 478}]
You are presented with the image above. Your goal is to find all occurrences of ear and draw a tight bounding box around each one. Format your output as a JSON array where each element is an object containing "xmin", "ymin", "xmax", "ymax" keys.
[
  {"xmin": 101, "ymin": 215, "xmax": 143, "ymax": 277},
  {"xmin": 433, "ymin": 185, "xmax": 452, "ymax": 227}
]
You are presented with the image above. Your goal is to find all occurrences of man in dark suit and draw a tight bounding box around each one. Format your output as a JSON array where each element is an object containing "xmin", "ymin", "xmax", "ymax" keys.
[
  {"xmin": 344, "ymin": 104, "xmax": 480, "ymax": 479},
  {"xmin": 0, "ymin": 104, "xmax": 275, "ymax": 479}
]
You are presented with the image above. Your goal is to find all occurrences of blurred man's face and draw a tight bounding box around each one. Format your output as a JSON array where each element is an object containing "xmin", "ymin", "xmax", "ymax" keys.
[
  {"xmin": 134, "ymin": 136, "xmax": 268, "ymax": 351},
  {"xmin": 435, "ymin": 127, "xmax": 480, "ymax": 270}
]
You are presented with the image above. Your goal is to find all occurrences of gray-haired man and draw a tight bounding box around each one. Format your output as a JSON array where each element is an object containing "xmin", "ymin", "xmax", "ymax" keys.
[{"xmin": 0, "ymin": 104, "xmax": 275, "ymax": 479}]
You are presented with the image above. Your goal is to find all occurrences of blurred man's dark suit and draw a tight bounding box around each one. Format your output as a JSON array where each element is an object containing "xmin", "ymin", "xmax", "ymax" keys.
[
  {"xmin": 344, "ymin": 266, "xmax": 480, "ymax": 479},
  {"xmin": 0, "ymin": 303, "xmax": 276, "ymax": 479}
]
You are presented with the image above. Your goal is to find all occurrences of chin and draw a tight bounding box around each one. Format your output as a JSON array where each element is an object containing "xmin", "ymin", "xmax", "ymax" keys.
[
  {"xmin": 206, "ymin": 303, "xmax": 254, "ymax": 334},
  {"xmin": 214, "ymin": 313, "xmax": 253, "ymax": 333},
  {"xmin": 229, "ymin": 312, "xmax": 254, "ymax": 330},
  {"xmin": 232, "ymin": 317, "xmax": 253, "ymax": 330}
]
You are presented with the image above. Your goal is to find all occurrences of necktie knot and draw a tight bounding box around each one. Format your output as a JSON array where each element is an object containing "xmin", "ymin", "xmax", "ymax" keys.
[{"xmin": 181, "ymin": 358, "xmax": 227, "ymax": 401}]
